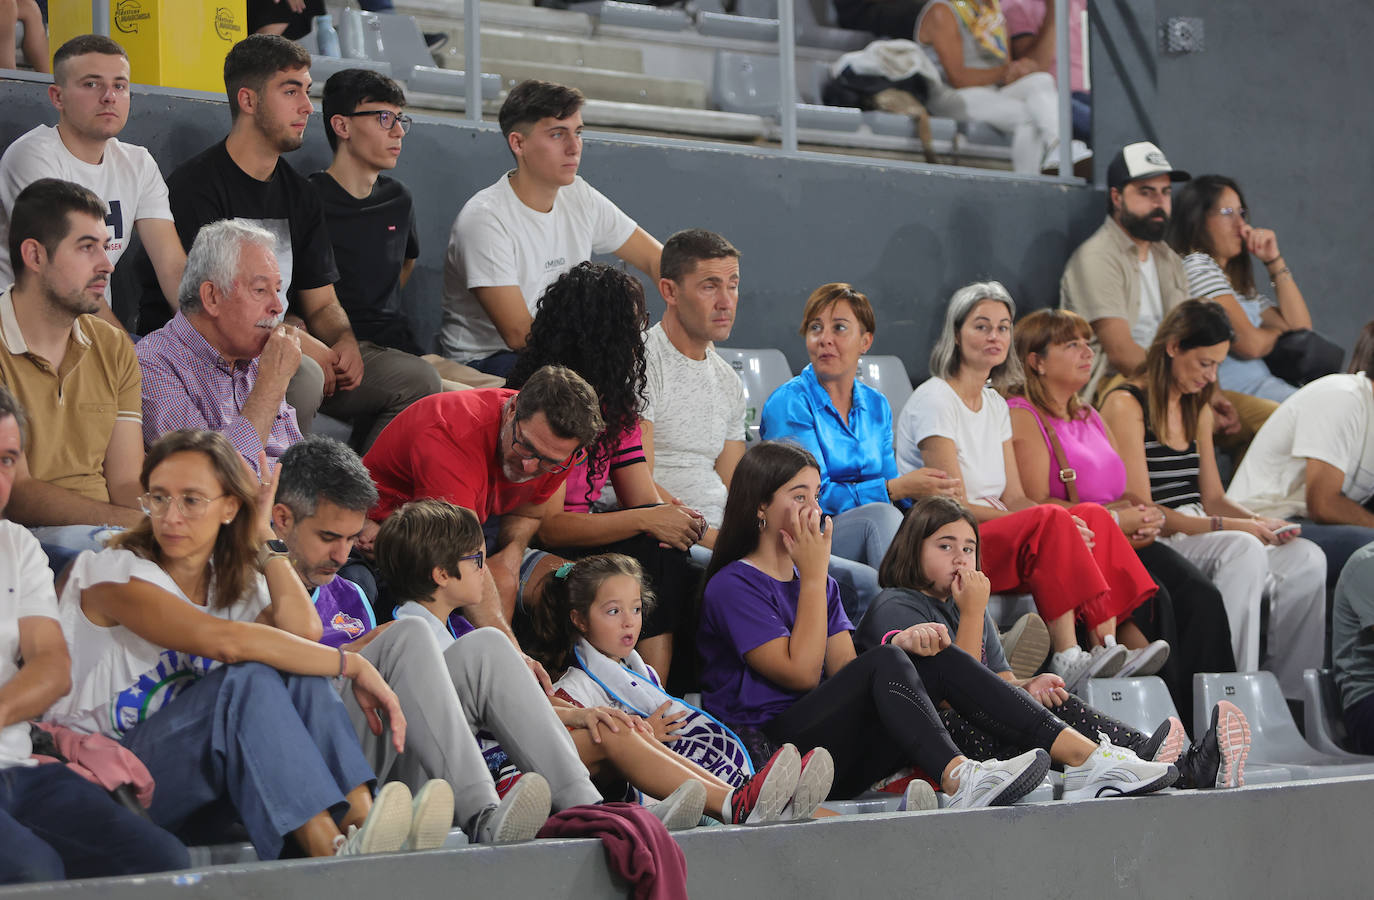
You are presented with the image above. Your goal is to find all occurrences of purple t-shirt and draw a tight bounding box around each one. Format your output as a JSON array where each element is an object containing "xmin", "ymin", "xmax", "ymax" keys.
[
  {"xmin": 1007, "ymin": 397, "xmax": 1126, "ymax": 504},
  {"xmin": 698, "ymin": 560, "xmax": 853, "ymax": 728},
  {"xmin": 312, "ymin": 577, "xmax": 377, "ymax": 648}
]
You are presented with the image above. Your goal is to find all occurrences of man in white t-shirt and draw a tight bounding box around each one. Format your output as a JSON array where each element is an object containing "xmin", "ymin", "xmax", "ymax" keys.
[
  {"xmin": 0, "ymin": 34, "xmax": 186, "ymax": 329},
  {"xmin": 1227, "ymin": 367, "xmax": 1374, "ymax": 590},
  {"xmin": 440, "ymin": 80, "xmax": 662, "ymax": 377},
  {"xmin": 0, "ymin": 386, "xmax": 189, "ymax": 882}
]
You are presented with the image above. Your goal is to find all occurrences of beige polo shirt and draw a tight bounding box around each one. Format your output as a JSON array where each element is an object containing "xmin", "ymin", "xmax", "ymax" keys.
[
  {"xmin": 1059, "ymin": 215, "xmax": 1190, "ymax": 398},
  {"xmin": 0, "ymin": 287, "xmax": 141, "ymax": 502}
]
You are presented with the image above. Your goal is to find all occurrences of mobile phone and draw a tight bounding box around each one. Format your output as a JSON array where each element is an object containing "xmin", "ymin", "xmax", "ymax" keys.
[{"xmin": 1271, "ymin": 523, "xmax": 1300, "ymax": 537}]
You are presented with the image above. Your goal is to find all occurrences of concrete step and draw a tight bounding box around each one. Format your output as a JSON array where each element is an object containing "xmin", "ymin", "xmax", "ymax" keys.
[
  {"xmin": 432, "ymin": 26, "xmax": 645, "ymax": 73},
  {"xmin": 457, "ymin": 57, "xmax": 707, "ymax": 108}
]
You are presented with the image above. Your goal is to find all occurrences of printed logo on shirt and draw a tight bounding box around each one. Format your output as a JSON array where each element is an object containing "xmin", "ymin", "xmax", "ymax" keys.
[
  {"xmin": 329, "ymin": 611, "xmax": 367, "ymax": 640},
  {"xmin": 544, "ymin": 257, "xmax": 567, "ymax": 271},
  {"xmin": 105, "ymin": 200, "xmax": 124, "ymax": 241},
  {"xmin": 109, "ymin": 649, "xmax": 218, "ymax": 736}
]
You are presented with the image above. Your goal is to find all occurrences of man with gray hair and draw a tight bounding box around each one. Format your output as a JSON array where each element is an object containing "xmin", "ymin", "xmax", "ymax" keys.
[{"xmin": 136, "ymin": 217, "xmax": 304, "ymax": 470}]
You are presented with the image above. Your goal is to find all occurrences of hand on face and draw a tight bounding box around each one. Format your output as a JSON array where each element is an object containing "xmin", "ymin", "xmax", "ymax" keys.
[
  {"xmin": 950, "ymin": 568, "xmax": 990, "ymax": 612},
  {"xmin": 780, "ymin": 504, "xmax": 832, "ymax": 580}
]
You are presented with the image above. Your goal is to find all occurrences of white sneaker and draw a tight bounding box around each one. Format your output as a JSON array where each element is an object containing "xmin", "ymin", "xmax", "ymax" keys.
[
  {"xmin": 946, "ymin": 749, "xmax": 1051, "ymax": 809},
  {"xmin": 471, "ymin": 772, "xmax": 551, "ymax": 844},
  {"xmin": 780, "ymin": 747, "xmax": 834, "ymax": 820},
  {"xmin": 1061, "ymin": 733, "xmax": 1178, "ymax": 800},
  {"xmin": 900, "ymin": 779, "xmax": 938, "ymax": 812},
  {"xmin": 648, "ymin": 780, "xmax": 707, "ymax": 831},
  {"xmin": 401, "ymin": 779, "xmax": 455, "ymax": 852},
  {"xmin": 334, "ymin": 781, "xmax": 413, "ymax": 856},
  {"xmin": 1116, "ymin": 640, "xmax": 1170, "ymax": 678},
  {"xmin": 1052, "ymin": 644, "xmax": 1128, "ymax": 693}
]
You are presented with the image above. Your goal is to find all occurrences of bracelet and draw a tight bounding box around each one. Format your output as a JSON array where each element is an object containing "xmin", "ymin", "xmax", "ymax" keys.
[
  {"xmin": 337, "ymin": 647, "xmax": 348, "ymax": 678},
  {"xmin": 1268, "ymin": 266, "xmax": 1291, "ymax": 285},
  {"xmin": 1107, "ymin": 509, "xmax": 1120, "ymax": 525},
  {"xmin": 1210, "ymin": 516, "xmax": 1223, "ymax": 532},
  {"xmin": 881, "ymin": 629, "xmax": 902, "ymax": 645}
]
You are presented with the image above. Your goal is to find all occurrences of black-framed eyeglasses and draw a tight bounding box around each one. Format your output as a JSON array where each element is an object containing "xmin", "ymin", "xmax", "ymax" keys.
[
  {"xmin": 456, "ymin": 549, "xmax": 485, "ymax": 571},
  {"xmin": 340, "ymin": 109, "xmax": 412, "ymax": 134},
  {"xmin": 511, "ymin": 419, "xmax": 585, "ymax": 474}
]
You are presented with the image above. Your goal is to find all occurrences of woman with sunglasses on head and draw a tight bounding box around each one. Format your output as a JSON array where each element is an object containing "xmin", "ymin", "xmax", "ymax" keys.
[
  {"xmin": 45, "ymin": 429, "xmax": 449, "ymax": 862},
  {"xmin": 506, "ymin": 263, "xmax": 708, "ymax": 684}
]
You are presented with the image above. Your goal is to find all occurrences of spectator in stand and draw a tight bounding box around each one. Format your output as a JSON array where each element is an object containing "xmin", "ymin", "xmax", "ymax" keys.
[
  {"xmin": 1225, "ymin": 322, "xmax": 1374, "ymax": 589},
  {"xmin": 138, "ymin": 219, "xmax": 303, "ymax": 472},
  {"xmin": 831, "ymin": 0, "xmax": 924, "ymax": 40},
  {"xmin": 760, "ymin": 282, "xmax": 961, "ymax": 620},
  {"xmin": 441, "ymin": 80, "xmax": 661, "ymax": 377},
  {"xmin": 1168, "ymin": 174, "xmax": 1332, "ymax": 402},
  {"xmin": 0, "ymin": 180, "xmax": 144, "ymax": 554},
  {"xmin": 247, "ymin": 0, "xmax": 325, "ymax": 38},
  {"xmin": 45, "ymin": 428, "xmax": 452, "ymax": 861},
  {"xmin": 150, "ymin": 35, "xmax": 438, "ymax": 450},
  {"xmin": 915, "ymin": 0, "xmax": 1087, "ymax": 174},
  {"xmin": 0, "ymin": 35, "xmax": 184, "ymax": 326},
  {"xmin": 1331, "ymin": 542, "xmax": 1374, "ymax": 754},
  {"xmin": 1002, "ymin": 0, "xmax": 1090, "ymax": 143},
  {"xmin": 0, "ymin": 386, "xmax": 189, "ymax": 884},
  {"xmin": 361, "ymin": 365, "xmax": 604, "ymax": 628},
  {"xmin": 1100, "ymin": 300, "xmax": 1325, "ymax": 699},
  {"xmin": 0, "ymin": 0, "xmax": 48, "ymax": 74}
]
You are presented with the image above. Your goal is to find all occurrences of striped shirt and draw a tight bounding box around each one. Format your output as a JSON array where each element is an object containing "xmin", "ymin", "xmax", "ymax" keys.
[{"xmin": 1110, "ymin": 384, "xmax": 1201, "ymax": 509}]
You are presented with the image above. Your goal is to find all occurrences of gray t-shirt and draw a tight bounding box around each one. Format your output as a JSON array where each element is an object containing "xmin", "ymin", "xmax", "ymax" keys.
[
  {"xmin": 1332, "ymin": 543, "xmax": 1374, "ymax": 712},
  {"xmin": 854, "ymin": 586, "xmax": 1010, "ymax": 673}
]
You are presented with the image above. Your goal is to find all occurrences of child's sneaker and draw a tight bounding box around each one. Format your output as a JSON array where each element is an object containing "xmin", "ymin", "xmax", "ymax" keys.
[
  {"xmin": 401, "ymin": 779, "xmax": 455, "ymax": 851},
  {"xmin": 1139, "ymin": 716, "xmax": 1187, "ymax": 766},
  {"xmin": 1116, "ymin": 640, "xmax": 1170, "ymax": 678},
  {"xmin": 1052, "ymin": 644, "xmax": 1128, "ymax": 694},
  {"xmin": 1000, "ymin": 613, "xmax": 1052, "ymax": 679},
  {"xmin": 900, "ymin": 779, "xmax": 938, "ymax": 812},
  {"xmin": 1061, "ymin": 733, "xmax": 1177, "ymax": 800},
  {"xmin": 334, "ymin": 781, "xmax": 413, "ymax": 856},
  {"xmin": 1176, "ymin": 701, "xmax": 1251, "ymax": 789},
  {"xmin": 470, "ymin": 771, "xmax": 551, "ymax": 844},
  {"xmin": 780, "ymin": 747, "xmax": 834, "ymax": 820},
  {"xmin": 726, "ymin": 744, "xmax": 800, "ymax": 824},
  {"xmin": 946, "ymin": 749, "xmax": 1051, "ymax": 809},
  {"xmin": 648, "ymin": 780, "xmax": 707, "ymax": 831}
]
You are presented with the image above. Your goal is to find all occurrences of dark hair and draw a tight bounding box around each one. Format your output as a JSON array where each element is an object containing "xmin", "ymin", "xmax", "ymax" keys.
[
  {"xmin": 0, "ymin": 385, "xmax": 28, "ymax": 452},
  {"xmin": 528, "ymin": 553, "xmax": 657, "ymax": 676},
  {"xmin": 498, "ymin": 80, "xmax": 585, "ymax": 138},
  {"xmin": 706, "ymin": 441, "xmax": 821, "ymax": 583},
  {"xmin": 512, "ymin": 365, "xmax": 605, "ymax": 449},
  {"xmin": 110, "ymin": 430, "xmax": 260, "ymax": 612},
  {"xmin": 52, "ymin": 34, "xmax": 127, "ymax": 85},
  {"xmin": 507, "ymin": 263, "xmax": 646, "ymax": 505},
  {"xmin": 8, "ymin": 178, "xmax": 108, "ymax": 282},
  {"xmin": 322, "ymin": 68, "xmax": 407, "ymax": 152},
  {"xmin": 798, "ymin": 282, "xmax": 876, "ymax": 337},
  {"xmin": 1139, "ymin": 299, "xmax": 1234, "ymax": 445},
  {"xmin": 223, "ymin": 34, "xmax": 311, "ymax": 121},
  {"xmin": 1349, "ymin": 321, "xmax": 1374, "ymax": 376},
  {"xmin": 275, "ymin": 435, "xmax": 379, "ymax": 519},
  {"xmin": 374, "ymin": 499, "xmax": 484, "ymax": 603},
  {"xmin": 1167, "ymin": 175, "xmax": 1256, "ymax": 297},
  {"xmin": 877, "ymin": 497, "xmax": 979, "ymax": 594},
  {"xmin": 1008, "ymin": 308, "xmax": 1095, "ymax": 421},
  {"xmin": 660, "ymin": 229, "xmax": 740, "ymax": 284}
]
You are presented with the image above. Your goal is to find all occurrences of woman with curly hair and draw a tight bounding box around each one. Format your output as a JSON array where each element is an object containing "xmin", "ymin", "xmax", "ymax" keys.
[{"xmin": 507, "ymin": 262, "xmax": 708, "ymax": 685}]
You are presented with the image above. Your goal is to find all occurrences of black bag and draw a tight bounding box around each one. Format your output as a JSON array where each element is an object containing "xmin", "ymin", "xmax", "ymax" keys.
[{"xmin": 1264, "ymin": 329, "xmax": 1345, "ymax": 387}]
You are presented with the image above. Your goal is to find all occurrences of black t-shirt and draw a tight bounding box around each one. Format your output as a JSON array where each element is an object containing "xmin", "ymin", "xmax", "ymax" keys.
[
  {"xmin": 140, "ymin": 140, "xmax": 339, "ymax": 333},
  {"xmin": 308, "ymin": 172, "xmax": 422, "ymax": 356},
  {"xmin": 854, "ymin": 587, "xmax": 1010, "ymax": 673}
]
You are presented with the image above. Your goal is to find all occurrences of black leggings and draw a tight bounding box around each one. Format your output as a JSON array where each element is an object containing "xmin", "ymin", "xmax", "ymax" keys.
[
  {"xmin": 943, "ymin": 694, "xmax": 1149, "ymax": 764},
  {"xmin": 762, "ymin": 644, "xmax": 1067, "ymax": 799}
]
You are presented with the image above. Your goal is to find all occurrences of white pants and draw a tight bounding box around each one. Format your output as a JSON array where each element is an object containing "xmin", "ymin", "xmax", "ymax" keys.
[
  {"xmin": 1164, "ymin": 530, "xmax": 1326, "ymax": 699},
  {"xmin": 926, "ymin": 70, "xmax": 1060, "ymax": 173}
]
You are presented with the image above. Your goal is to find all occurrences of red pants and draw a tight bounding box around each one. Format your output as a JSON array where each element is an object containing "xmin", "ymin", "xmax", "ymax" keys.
[{"xmin": 980, "ymin": 503, "xmax": 1156, "ymax": 628}]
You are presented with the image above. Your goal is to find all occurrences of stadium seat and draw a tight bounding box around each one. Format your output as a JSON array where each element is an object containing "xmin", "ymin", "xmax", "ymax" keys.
[
  {"xmin": 712, "ymin": 51, "xmax": 862, "ymax": 132},
  {"xmin": 581, "ymin": 1, "xmax": 694, "ymax": 32},
  {"xmin": 1082, "ymin": 676, "xmax": 1180, "ymax": 736},
  {"xmin": 374, "ymin": 13, "xmax": 501, "ymax": 100},
  {"xmin": 1303, "ymin": 668, "xmax": 1372, "ymax": 757},
  {"xmin": 314, "ymin": 415, "xmax": 354, "ymax": 446},
  {"xmin": 697, "ymin": 11, "xmax": 780, "ymax": 42},
  {"xmin": 855, "ymin": 354, "xmax": 914, "ymax": 420},
  {"xmin": 734, "ymin": 0, "xmax": 874, "ymax": 50},
  {"xmin": 298, "ymin": 28, "xmax": 395, "ymax": 82},
  {"xmin": 714, "ymin": 347, "xmax": 792, "ymax": 443},
  {"xmin": 986, "ymin": 593, "xmax": 1036, "ymax": 630}
]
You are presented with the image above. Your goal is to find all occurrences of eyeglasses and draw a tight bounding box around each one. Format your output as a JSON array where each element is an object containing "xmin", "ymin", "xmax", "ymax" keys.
[
  {"xmin": 139, "ymin": 492, "xmax": 225, "ymax": 519},
  {"xmin": 456, "ymin": 550, "xmax": 485, "ymax": 570},
  {"xmin": 340, "ymin": 109, "xmax": 413, "ymax": 134},
  {"xmin": 1212, "ymin": 206, "xmax": 1248, "ymax": 221},
  {"xmin": 511, "ymin": 419, "xmax": 585, "ymax": 474}
]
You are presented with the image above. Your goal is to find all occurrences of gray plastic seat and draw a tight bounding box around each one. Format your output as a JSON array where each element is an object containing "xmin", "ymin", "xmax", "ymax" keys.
[
  {"xmin": 697, "ymin": 10, "xmax": 779, "ymax": 41},
  {"xmin": 986, "ymin": 593, "xmax": 1036, "ymax": 631},
  {"xmin": 736, "ymin": 0, "xmax": 873, "ymax": 50},
  {"xmin": 856, "ymin": 354, "xmax": 913, "ymax": 419},
  {"xmin": 713, "ymin": 347, "xmax": 793, "ymax": 443},
  {"xmin": 374, "ymin": 13, "xmax": 500, "ymax": 99},
  {"xmin": 1195, "ymin": 671, "xmax": 1374, "ymax": 779},
  {"xmin": 824, "ymin": 793, "xmax": 903, "ymax": 815},
  {"xmin": 712, "ymin": 52, "xmax": 861, "ymax": 131},
  {"xmin": 1082, "ymin": 676, "xmax": 1180, "ymax": 735},
  {"xmin": 1302, "ymin": 668, "xmax": 1373, "ymax": 757},
  {"xmin": 595, "ymin": 0, "xmax": 693, "ymax": 31}
]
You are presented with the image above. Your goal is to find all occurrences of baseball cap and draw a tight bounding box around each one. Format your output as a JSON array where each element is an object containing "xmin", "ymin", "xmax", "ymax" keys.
[{"xmin": 1106, "ymin": 142, "xmax": 1190, "ymax": 190}]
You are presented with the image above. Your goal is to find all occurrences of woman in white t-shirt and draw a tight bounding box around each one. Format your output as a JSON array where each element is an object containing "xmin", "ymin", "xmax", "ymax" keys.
[
  {"xmin": 49, "ymin": 430, "xmax": 449, "ymax": 861},
  {"xmin": 895, "ymin": 281, "xmax": 1166, "ymax": 693}
]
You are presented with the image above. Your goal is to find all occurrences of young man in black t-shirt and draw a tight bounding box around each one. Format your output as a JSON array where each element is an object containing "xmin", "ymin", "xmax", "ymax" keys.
[{"xmin": 152, "ymin": 36, "xmax": 438, "ymax": 450}]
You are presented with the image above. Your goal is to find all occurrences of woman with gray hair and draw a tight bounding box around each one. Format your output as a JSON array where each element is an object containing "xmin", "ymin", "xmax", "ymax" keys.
[{"xmin": 895, "ymin": 282, "xmax": 1167, "ymax": 692}]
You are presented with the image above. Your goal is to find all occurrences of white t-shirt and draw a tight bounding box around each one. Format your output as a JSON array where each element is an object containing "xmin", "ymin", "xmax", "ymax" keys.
[
  {"xmin": 47, "ymin": 548, "xmax": 270, "ymax": 739},
  {"xmin": 1132, "ymin": 253, "xmax": 1164, "ymax": 349},
  {"xmin": 0, "ymin": 522, "xmax": 60, "ymax": 768},
  {"xmin": 0, "ymin": 125, "xmax": 173, "ymax": 293},
  {"xmin": 1227, "ymin": 373, "xmax": 1374, "ymax": 518},
  {"xmin": 896, "ymin": 378, "xmax": 1012, "ymax": 507},
  {"xmin": 640, "ymin": 323, "xmax": 747, "ymax": 529},
  {"xmin": 439, "ymin": 172, "xmax": 637, "ymax": 362}
]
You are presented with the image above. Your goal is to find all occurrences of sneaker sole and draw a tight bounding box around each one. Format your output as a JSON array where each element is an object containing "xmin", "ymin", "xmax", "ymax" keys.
[
  {"xmin": 744, "ymin": 744, "xmax": 800, "ymax": 824},
  {"xmin": 1064, "ymin": 763, "xmax": 1179, "ymax": 800},
  {"xmin": 491, "ymin": 774, "xmax": 552, "ymax": 844},
  {"xmin": 354, "ymin": 782, "xmax": 414, "ymax": 855},
  {"xmin": 783, "ymin": 748, "xmax": 834, "ymax": 820},
  {"xmin": 1214, "ymin": 701, "xmax": 1251, "ymax": 789},
  {"xmin": 1150, "ymin": 718, "xmax": 1187, "ymax": 766},
  {"xmin": 955, "ymin": 749, "xmax": 1051, "ymax": 809},
  {"xmin": 1084, "ymin": 645, "xmax": 1129, "ymax": 680},
  {"xmin": 655, "ymin": 781, "xmax": 707, "ymax": 831},
  {"xmin": 1003, "ymin": 615, "xmax": 1052, "ymax": 680},
  {"xmin": 1117, "ymin": 643, "xmax": 1170, "ymax": 678},
  {"xmin": 902, "ymin": 780, "xmax": 938, "ymax": 812},
  {"xmin": 405, "ymin": 780, "xmax": 455, "ymax": 852}
]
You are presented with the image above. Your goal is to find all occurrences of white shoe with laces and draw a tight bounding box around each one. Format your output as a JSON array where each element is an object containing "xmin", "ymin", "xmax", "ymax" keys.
[
  {"xmin": 1116, "ymin": 640, "xmax": 1171, "ymax": 678},
  {"xmin": 1061, "ymin": 733, "xmax": 1178, "ymax": 800},
  {"xmin": 945, "ymin": 749, "xmax": 1051, "ymax": 809},
  {"xmin": 334, "ymin": 781, "xmax": 413, "ymax": 857}
]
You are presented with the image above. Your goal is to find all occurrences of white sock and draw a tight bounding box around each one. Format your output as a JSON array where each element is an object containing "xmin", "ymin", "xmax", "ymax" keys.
[{"xmin": 1103, "ymin": 634, "xmax": 1118, "ymax": 648}]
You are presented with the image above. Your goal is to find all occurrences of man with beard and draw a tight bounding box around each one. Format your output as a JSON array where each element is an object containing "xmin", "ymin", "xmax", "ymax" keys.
[
  {"xmin": 361, "ymin": 365, "xmax": 604, "ymax": 622},
  {"xmin": 147, "ymin": 35, "xmax": 437, "ymax": 450},
  {"xmin": 0, "ymin": 179, "xmax": 144, "ymax": 553}
]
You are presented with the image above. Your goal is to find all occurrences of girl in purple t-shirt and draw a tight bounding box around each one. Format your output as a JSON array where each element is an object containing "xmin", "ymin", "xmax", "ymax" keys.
[{"xmin": 698, "ymin": 441, "xmax": 1161, "ymax": 806}]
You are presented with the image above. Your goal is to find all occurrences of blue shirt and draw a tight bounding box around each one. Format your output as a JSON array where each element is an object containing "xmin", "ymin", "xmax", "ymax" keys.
[{"xmin": 760, "ymin": 364, "xmax": 903, "ymax": 516}]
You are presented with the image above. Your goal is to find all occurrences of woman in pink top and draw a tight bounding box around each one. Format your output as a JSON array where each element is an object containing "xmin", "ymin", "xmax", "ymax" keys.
[{"xmin": 1007, "ymin": 308, "xmax": 1237, "ymax": 717}]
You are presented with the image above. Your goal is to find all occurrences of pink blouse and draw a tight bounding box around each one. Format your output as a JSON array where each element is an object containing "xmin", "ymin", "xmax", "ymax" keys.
[{"xmin": 1007, "ymin": 397, "xmax": 1126, "ymax": 504}]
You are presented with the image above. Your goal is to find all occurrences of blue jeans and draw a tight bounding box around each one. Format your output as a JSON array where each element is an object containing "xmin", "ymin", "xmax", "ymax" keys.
[
  {"xmin": 830, "ymin": 503, "xmax": 903, "ymax": 570},
  {"xmin": 469, "ymin": 350, "xmax": 518, "ymax": 379},
  {"xmin": 121, "ymin": 662, "xmax": 376, "ymax": 860},
  {"xmin": 0, "ymin": 764, "xmax": 187, "ymax": 883}
]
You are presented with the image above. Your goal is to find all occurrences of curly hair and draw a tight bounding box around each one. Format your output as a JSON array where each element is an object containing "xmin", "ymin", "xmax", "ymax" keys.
[{"xmin": 506, "ymin": 262, "xmax": 648, "ymax": 508}]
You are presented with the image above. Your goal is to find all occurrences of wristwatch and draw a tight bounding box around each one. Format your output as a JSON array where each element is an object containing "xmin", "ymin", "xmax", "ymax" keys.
[{"xmin": 259, "ymin": 539, "xmax": 291, "ymax": 568}]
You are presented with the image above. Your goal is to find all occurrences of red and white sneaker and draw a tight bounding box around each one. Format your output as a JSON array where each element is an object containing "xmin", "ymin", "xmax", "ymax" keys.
[
  {"xmin": 780, "ymin": 747, "xmax": 834, "ymax": 820},
  {"xmin": 726, "ymin": 744, "xmax": 800, "ymax": 824}
]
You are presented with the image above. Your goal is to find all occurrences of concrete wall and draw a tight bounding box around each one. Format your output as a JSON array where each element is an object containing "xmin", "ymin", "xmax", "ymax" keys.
[{"xmin": 0, "ymin": 73, "xmax": 1104, "ymax": 377}]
